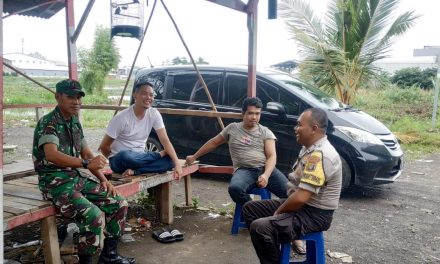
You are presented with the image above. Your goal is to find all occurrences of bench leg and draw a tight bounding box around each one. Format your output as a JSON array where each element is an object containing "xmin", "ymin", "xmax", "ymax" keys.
[
  {"xmin": 184, "ymin": 174, "xmax": 192, "ymax": 206},
  {"xmin": 155, "ymin": 182, "xmax": 173, "ymax": 224},
  {"xmin": 41, "ymin": 215, "xmax": 61, "ymax": 264}
]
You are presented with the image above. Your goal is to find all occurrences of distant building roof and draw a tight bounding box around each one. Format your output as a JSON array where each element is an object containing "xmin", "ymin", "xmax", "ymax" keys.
[
  {"xmin": 413, "ymin": 46, "xmax": 440, "ymax": 57},
  {"xmin": 271, "ymin": 60, "xmax": 298, "ymax": 69},
  {"xmin": 376, "ymin": 56, "xmax": 437, "ymax": 64},
  {"xmin": 3, "ymin": 0, "xmax": 65, "ymax": 19},
  {"xmin": 4, "ymin": 53, "xmax": 68, "ymax": 71},
  {"xmin": 374, "ymin": 56, "xmax": 437, "ymax": 74},
  {"xmin": 270, "ymin": 60, "xmax": 298, "ymax": 74}
]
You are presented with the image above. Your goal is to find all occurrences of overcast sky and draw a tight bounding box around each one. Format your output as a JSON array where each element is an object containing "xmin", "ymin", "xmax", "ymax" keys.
[{"xmin": 3, "ymin": 0, "xmax": 439, "ymax": 68}]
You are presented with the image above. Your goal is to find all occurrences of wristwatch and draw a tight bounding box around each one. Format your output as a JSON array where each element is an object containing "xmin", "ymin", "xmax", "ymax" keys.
[{"xmin": 82, "ymin": 159, "xmax": 89, "ymax": 169}]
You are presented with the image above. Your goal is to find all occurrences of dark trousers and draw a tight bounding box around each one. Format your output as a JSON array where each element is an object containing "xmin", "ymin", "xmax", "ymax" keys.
[
  {"xmin": 229, "ymin": 167, "xmax": 287, "ymax": 206},
  {"xmin": 243, "ymin": 199, "xmax": 333, "ymax": 264},
  {"xmin": 109, "ymin": 150, "xmax": 174, "ymax": 175}
]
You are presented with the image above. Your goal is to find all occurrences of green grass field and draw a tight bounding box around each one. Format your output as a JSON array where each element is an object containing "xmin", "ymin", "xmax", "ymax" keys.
[
  {"xmin": 3, "ymin": 76, "xmax": 130, "ymax": 127},
  {"xmin": 354, "ymin": 86, "xmax": 440, "ymax": 159}
]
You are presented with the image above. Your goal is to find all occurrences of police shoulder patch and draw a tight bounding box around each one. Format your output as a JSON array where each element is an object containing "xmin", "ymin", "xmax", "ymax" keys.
[{"xmin": 300, "ymin": 151, "xmax": 325, "ymax": 187}]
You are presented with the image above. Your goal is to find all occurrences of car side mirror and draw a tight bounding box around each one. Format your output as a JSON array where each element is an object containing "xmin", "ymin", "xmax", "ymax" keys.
[{"xmin": 266, "ymin": 102, "xmax": 286, "ymax": 116}]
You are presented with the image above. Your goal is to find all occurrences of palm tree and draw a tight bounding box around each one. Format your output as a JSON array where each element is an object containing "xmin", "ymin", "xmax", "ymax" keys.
[{"xmin": 279, "ymin": 0, "xmax": 419, "ymax": 104}]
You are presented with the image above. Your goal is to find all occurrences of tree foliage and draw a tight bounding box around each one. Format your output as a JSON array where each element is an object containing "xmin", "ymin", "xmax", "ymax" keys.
[
  {"xmin": 279, "ymin": 0, "xmax": 419, "ymax": 104},
  {"xmin": 391, "ymin": 67, "xmax": 437, "ymax": 89},
  {"xmin": 171, "ymin": 56, "xmax": 209, "ymax": 65},
  {"xmin": 28, "ymin": 52, "xmax": 46, "ymax": 60},
  {"xmin": 79, "ymin": 26, "xmax": 120, "ymax": 94}
]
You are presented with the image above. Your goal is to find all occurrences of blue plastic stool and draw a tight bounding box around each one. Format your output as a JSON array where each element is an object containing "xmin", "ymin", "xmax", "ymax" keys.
[
  {"xmin": 280, "ymin": 232, "xmax": 326, "ymax": 264},
  {"xmin": 230, "ymin": 188, "xmax": 271, "ymax": 235}
]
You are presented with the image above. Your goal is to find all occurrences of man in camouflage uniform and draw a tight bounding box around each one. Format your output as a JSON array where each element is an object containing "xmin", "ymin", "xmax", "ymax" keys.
[{"xmin": 33, "ymin": 79, "xmax": 135, "ymax": 264}]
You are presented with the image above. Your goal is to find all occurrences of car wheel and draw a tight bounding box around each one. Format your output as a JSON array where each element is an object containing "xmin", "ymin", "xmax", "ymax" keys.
[
  {"xmin": 145, "ymin": 137, "xmax": 163, "ymax": 152},
  {"xmin": 341, "ymin": 157, "xmax": 352, "ymax": 192}
]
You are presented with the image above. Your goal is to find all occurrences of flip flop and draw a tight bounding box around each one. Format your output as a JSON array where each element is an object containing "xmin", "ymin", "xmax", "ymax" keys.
[
  {"xmin": 292, "ymin": 240, "xmax": 306, "ymax": 255},
  {"xmin": 168, "ymin": 229, "xmax": 184, "ymax": 242},
  {"xmin": 152, "ymin": 229, "xmax": 175, "ymax": 243}
]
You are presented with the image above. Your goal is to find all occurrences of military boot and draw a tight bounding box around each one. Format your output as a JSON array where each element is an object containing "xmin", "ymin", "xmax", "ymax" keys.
[
  {"xmin": 78, "ymin": 254, "xmax": 93, "ymax": 264},
  {"xmin": 98, "ymin": 238, "xmax": 135, "ymax": 264}
]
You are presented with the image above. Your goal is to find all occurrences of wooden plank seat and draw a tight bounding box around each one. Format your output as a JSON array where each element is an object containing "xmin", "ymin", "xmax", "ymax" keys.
[
  {"xmin": 198, "ymin": 164, "xmax": 234, "ymax": 174},
  {"xmin": 3, "ymin": 159, "xmax": 199, "ymax": 264},
  {"xmin": 109, "ymin": 160, "xmax": 198, "ymax": 224}
]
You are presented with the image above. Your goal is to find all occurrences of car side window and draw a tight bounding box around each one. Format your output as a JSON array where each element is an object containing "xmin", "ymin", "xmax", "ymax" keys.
[
  {"xmin": 280, "ymin": 89, "xmax": 303, "ymax": 116},
  {"xmin": 256, "ymin": 79, "xmax": 279, "ymax": 108},
  {"xmin": 135, "ymin": 71, "xmax": 165, "ymax": 99},
  {"xmin": 190, "ymin": 73, "xmax": 221, "ymax": 104},
  {"xmin": 225, "ymin": 74, "xmax": 247, "ymax": 107},
  {"xmin": 171, "ymin": 74, "xmax": 197, "ymax": 101}
]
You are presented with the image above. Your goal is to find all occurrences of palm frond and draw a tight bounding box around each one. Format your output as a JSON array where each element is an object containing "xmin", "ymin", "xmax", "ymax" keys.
[
  {"xmin": 325, "ymin": 0, "xmax": 342, "ymax": 44},
  {"xmin": 279, "ymin": 0, "xmax": 418, "ymax": 104},
  {"xmin": 361, "ymin": 0, "xmax": 401, "ymax": 55},
  {"xmin": 279, "ymin": 0, "xmax": 325, "ymax": 43},
  {"xmin": 374, "ymin": 11, "xmax": 420, "ymax": 52}
]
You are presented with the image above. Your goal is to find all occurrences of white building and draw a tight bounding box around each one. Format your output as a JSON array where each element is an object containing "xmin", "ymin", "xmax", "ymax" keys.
[
  {"xmin": 374, "ymin": 56, "xmax": 437, "ymax": 75},
  {"xmin": 374, "ymin": 46, "xmax": 440, "ymax": 75},
  {"xmin": 3, "ymin": 53, "xmax": 69, "ymax": 77}
]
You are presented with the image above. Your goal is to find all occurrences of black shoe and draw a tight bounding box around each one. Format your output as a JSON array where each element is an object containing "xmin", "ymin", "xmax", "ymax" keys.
[
  {"xmin": 98, "ymin": 238, "xmax": 135, "ymax": 264},
  {"xmin": 78, "ymin": 254, "xmax": 93, "ymax": 264}
]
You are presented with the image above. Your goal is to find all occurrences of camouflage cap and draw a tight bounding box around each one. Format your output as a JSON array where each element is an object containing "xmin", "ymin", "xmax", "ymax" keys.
[{"xmin": 55, "ymin": 79, "xmax": 85, "ymax": 97}]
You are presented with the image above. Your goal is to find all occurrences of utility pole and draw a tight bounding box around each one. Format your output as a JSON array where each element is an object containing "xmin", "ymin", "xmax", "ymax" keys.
[
  {"xmin": 414, "ymin": 46, "xmax": 440, "ymax": 128},
  {"xmin": 432, "ymin": 55, "xmax": 440, "ymax": 128},
  {"xmin": 21, "ymin": 37, "xmax": 24, "ymax": 54}
]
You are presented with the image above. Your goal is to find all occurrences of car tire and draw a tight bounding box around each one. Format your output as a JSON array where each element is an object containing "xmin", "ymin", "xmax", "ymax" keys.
[
  {"xmin": 145, "ymin": 137, "xmax": 163, "ymax": 152},
  {"xmin": 341, "ymin": 157, "xmax": 352, "ymax": 192}
]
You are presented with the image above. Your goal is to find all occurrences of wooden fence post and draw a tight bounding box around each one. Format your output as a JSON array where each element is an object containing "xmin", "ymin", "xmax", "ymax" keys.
[{"xmin": 35, "ymin": 107, "xmax": 43, "ymax": 121}]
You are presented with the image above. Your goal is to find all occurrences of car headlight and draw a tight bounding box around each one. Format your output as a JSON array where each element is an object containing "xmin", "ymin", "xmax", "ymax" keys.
[{"xmin": 335, "ymin": 126, "xmax": 384, "ymax": 145}]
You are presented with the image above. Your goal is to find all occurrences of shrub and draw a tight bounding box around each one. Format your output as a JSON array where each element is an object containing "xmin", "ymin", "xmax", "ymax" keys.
[
  {"xmin": 136, "ymin": 191, "xmax": 155, "ymax": 209},
  {"xmin": 391, "ymin": 67, "xmax": 437, "ymax": 89}
]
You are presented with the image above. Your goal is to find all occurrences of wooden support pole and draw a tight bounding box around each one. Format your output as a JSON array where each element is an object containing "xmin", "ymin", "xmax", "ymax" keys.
[
  {"xmin": 246, "ymin": 0, "xmax": 258, "ymax": 97},
  {"xmin": 155, "ymin": 182, "xmax": 172, "ymax": 224},
  {"xmin": 35, "ymin": 107, "xmax": 43, "ymax": 121},
  {"xmin": 160, "ymin": 0, "xmax": 225, "ymax": 130},
  {"xmin": 65, "ymin": 0, "xmax": 78, "ymax": 80},
  {"xmin": 184, "ymin": 174, "xmax": 192, "ymax": 206},
  {"xmin": 41, "ymin": 216, "xmax": 61, "ymax": 264}
]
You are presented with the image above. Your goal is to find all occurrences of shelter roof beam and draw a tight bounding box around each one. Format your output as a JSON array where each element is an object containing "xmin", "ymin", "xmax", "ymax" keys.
[
  {"xmin": 2, "ymin": 0, "xmax": 63, "ymax": 19},
  {"xmin": 205, "ymin": 0, "xmax": 247, "ymax": 13},
  {"xmin": 71, "ymin": 0, "xmax": 95, "ymax": 43}
]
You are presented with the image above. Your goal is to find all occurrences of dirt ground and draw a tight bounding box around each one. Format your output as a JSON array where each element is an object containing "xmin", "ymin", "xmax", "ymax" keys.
[{"xmin": 3, "ymin": 125, "xmax": 440, "ymax": 263}]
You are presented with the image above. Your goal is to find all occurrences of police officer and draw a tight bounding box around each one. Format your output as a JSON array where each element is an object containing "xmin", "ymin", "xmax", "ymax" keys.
[
  {"xmin": 242, "ymin": 108, "xmax": 342, "ymax": 264},
  {"xmin": 32, "ymin": 79, "xmax": 135, "ymax": 264}
]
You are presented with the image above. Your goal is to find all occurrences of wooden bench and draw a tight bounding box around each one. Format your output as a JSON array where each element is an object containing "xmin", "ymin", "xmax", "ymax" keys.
[
  {"xmin": 198, "ymin": 164, "xmax": 234, "ymax": 175},
  {"xmin": 3, "ymin": 159, "xmax": 198, "ymax": 264}
]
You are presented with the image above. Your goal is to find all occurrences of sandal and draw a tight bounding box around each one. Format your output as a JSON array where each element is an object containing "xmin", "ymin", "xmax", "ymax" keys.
[
  {"xmin": 292, "ymin": 240, "xmax": 306, "ymax": 255},
  {"xmin": 168, "ymin": 229, "xmax": 184, "ymax": 242},
  {"xmin": 152, "ymin": 229, "xmax": 175, "ymax": 243}
]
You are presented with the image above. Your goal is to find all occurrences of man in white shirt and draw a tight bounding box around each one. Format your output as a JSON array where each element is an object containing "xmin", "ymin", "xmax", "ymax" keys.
[{"xmin": 99, "ymin": 81, "xmax": 182, "ymax": 177}]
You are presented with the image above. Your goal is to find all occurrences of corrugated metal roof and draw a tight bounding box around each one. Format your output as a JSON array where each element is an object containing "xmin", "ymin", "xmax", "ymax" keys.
[{"xmin": 3, "ymin": 0, "xmax": 65, "ymax": 19}]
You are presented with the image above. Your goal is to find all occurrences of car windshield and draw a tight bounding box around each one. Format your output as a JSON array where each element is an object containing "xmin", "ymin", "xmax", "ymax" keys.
[{"xmin": 268, "ymin": 73, "xmax": 344, "ymax": 110}]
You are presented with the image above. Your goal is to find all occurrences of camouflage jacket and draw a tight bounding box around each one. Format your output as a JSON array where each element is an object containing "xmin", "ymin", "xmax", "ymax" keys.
[{"xmin": 32, "ymin": 107, "xmax": 88, "ymax": 195}]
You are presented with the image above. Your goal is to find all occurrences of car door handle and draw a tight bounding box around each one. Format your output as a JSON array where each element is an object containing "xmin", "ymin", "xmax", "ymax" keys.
[{"xmin": 198, "ymin": 108, "xmax": 208, "ymax": 111}]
